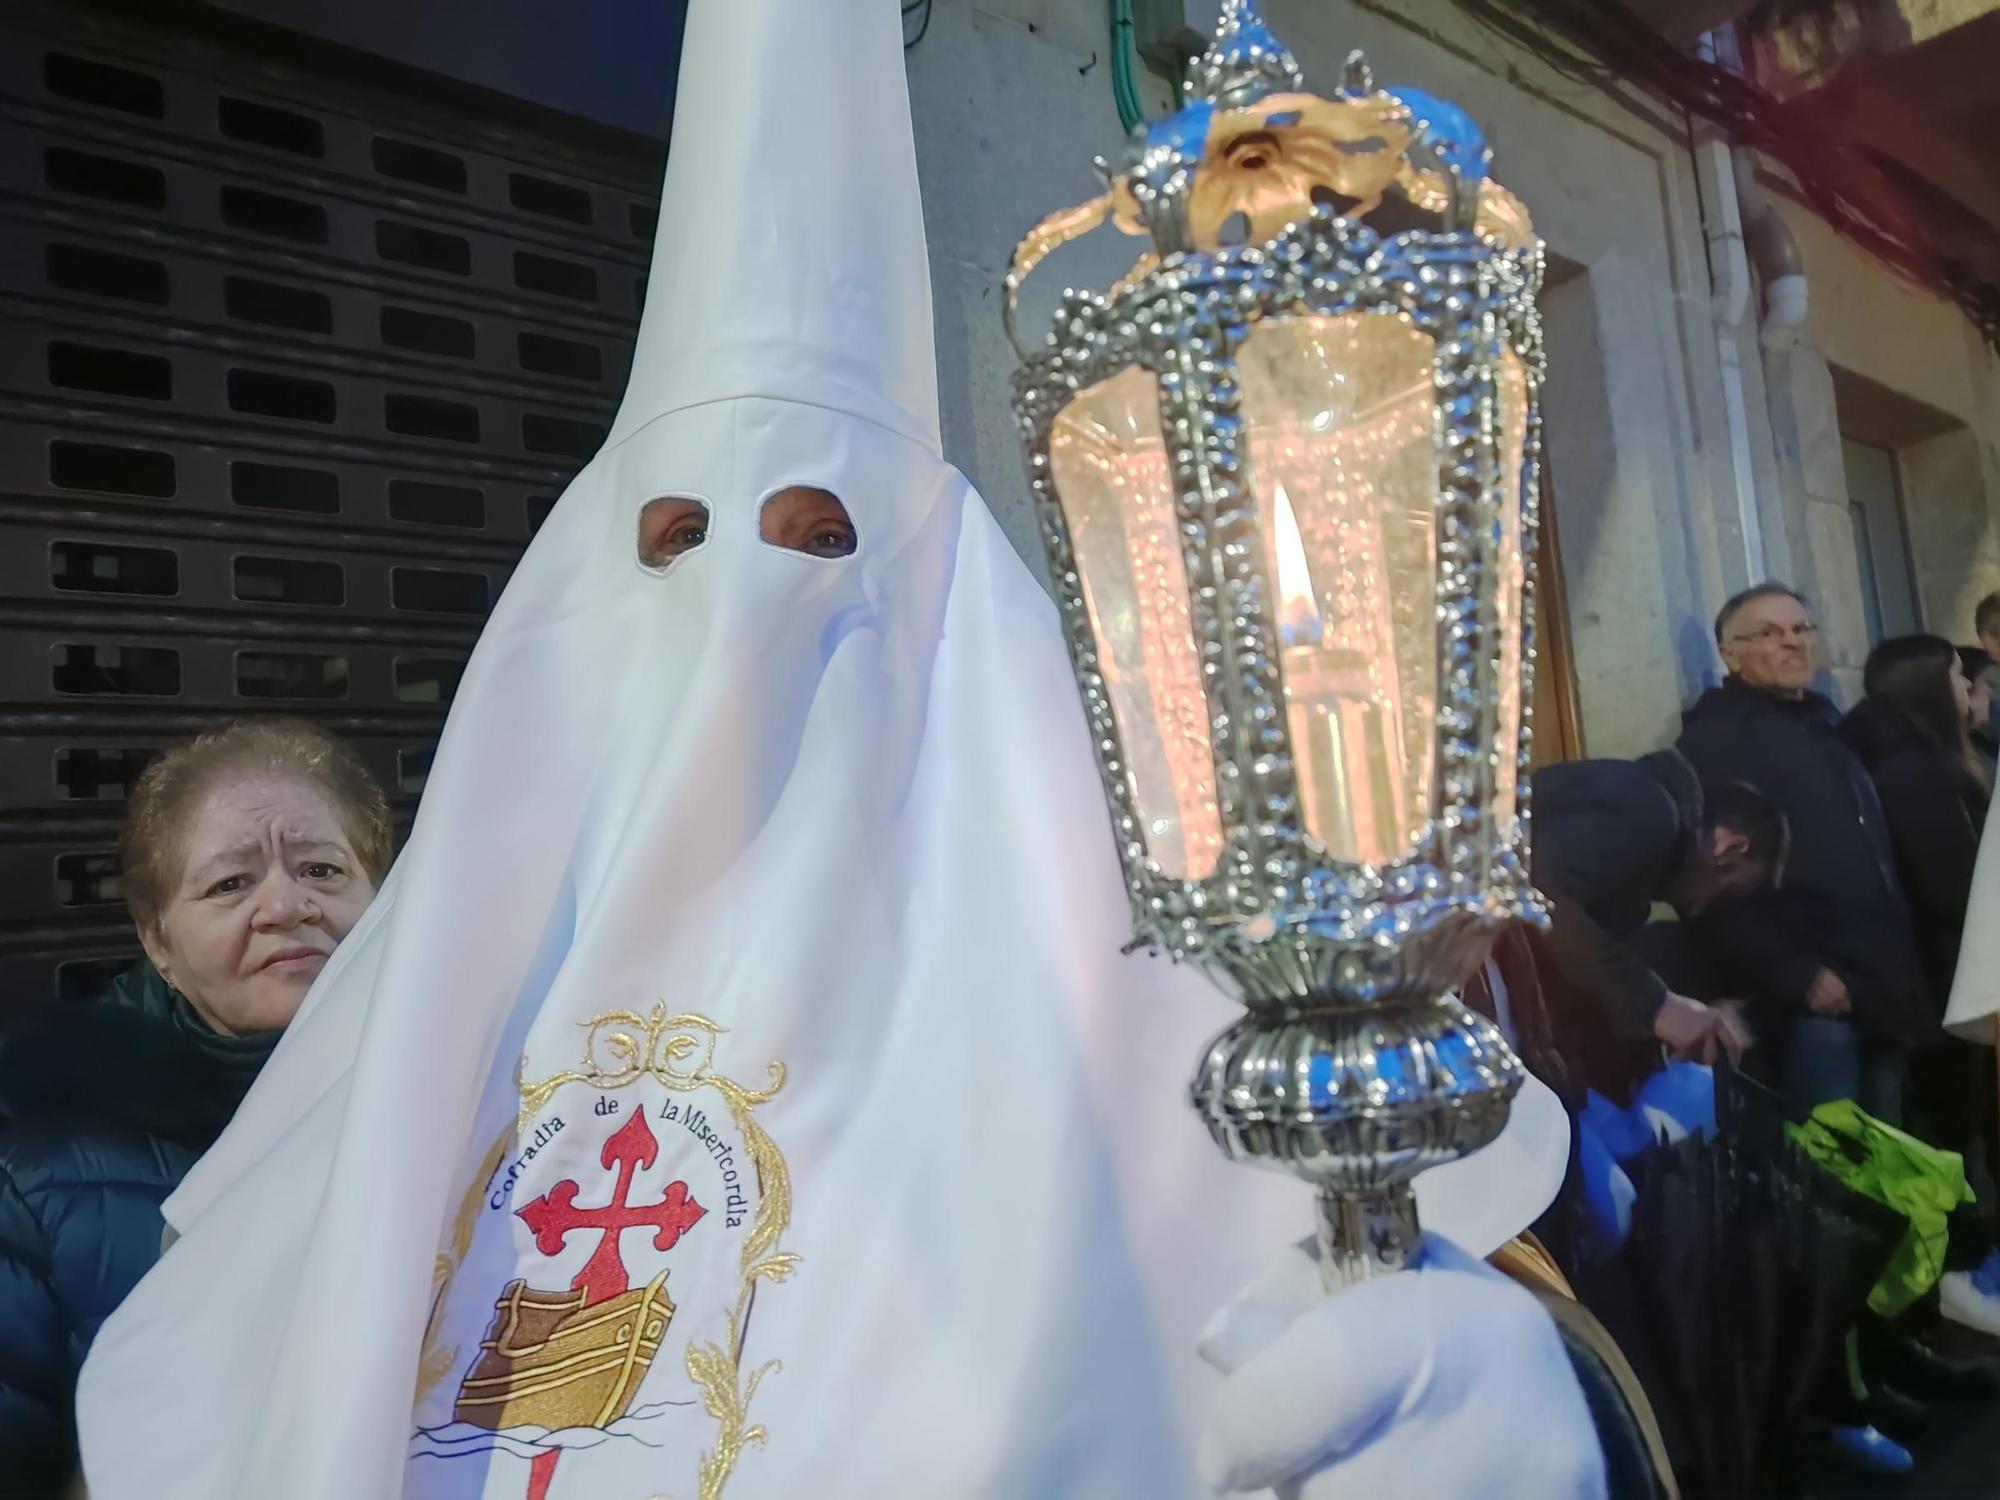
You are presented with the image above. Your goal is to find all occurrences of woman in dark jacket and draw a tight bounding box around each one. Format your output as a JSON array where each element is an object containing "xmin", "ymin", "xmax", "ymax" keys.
[
  {"xmin": 1841, "ymin": 636, "xmax": 1990, "ymax": 1001},
  {"xmin": 0, "ymin": 720, "xmax": 389, "ymax": 1497},
  {"xmin": 1841, "ymin": 634, "xmax": 2000, "ymax": 1337}
]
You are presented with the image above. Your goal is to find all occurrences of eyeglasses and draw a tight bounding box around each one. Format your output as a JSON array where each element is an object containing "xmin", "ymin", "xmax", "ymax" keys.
[{"xmin": 1728, "ymin": 623, "xmax": 1819, "ymax": 646}]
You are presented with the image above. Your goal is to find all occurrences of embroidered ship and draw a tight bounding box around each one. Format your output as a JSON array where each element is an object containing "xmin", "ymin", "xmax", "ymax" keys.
[{"xmin": 452, "ymin": 1272, "xmax": 673, "ymax": 1432}]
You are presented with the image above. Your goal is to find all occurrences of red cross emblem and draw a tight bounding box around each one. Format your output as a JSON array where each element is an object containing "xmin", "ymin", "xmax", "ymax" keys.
[{"xmin": 516, "ymin": 1107, "xmax": 706, "ymax": 1306}]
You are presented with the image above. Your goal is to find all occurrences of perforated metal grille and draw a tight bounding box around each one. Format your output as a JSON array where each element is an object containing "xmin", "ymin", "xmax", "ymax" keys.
[{"xmin": 0, "ymin": 2, "xmax": 660, "ymax": 1015}]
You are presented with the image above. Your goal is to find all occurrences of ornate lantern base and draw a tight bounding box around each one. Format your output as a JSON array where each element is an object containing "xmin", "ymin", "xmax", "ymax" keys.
[{"xmin": 1190, "ymin": 991, "xmax": 1522, "ymax": 1288}]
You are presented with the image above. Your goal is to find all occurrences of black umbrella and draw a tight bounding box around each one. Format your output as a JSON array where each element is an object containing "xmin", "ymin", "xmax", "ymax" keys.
[{"xmin": 1611, "ymin": 1063, "xmax": 1907, "ymax": 1499}]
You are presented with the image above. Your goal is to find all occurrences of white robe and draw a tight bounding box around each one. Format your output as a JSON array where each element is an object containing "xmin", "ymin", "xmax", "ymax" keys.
[{"xmin": 1945, "ymin": 806, "xmax": 2000, "ymax": 1043}]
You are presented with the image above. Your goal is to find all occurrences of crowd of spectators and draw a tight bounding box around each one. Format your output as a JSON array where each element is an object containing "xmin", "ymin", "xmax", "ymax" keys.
[{"xmin": 1517, "ymin": 581, "xmax": 2000, "ymax": 1481}]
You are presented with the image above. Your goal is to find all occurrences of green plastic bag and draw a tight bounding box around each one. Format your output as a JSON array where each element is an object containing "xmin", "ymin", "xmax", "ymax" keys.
[{"xmin": 1787, "ymin": 1099, "xmax": 1976, "ymax": 1316}]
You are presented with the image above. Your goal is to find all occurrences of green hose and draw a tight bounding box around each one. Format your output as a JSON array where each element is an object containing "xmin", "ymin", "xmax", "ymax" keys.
[{"xmin": 1109, "ymin": 0, "xmax": 1146, "ymax": 133}]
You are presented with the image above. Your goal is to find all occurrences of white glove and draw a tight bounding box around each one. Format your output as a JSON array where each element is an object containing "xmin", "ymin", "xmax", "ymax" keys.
[{"xmin": 1196, "ymin": 1235, "xmax": 1608, "ymax": 1500}]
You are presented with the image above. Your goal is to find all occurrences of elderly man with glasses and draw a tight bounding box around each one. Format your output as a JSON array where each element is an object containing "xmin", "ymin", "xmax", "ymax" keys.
[{"xmin": 1676, "ymin": 583, "xmax": 1931, "ymax": 1121}]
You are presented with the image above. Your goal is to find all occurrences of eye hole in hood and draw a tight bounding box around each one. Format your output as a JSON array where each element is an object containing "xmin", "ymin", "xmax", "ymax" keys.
[
  {"xmin": 636, "ymin": 495, "xmax": 712, "ymax": 570},
  {"xmin": 760, "ymin": 485, "xmax": 857, "ymax": 559}
]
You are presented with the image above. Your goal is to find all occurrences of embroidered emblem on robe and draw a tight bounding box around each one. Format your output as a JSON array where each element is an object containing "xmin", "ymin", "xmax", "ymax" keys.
[{"xmin": 411, "ymin": 1008, "xmax": 795, "ymax": 1500}]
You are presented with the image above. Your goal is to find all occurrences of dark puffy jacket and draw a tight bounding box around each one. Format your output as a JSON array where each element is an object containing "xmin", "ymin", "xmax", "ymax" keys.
[
  {"xmin": 1521, "ymin": 751, "xmax": 1703, "ymax": 1103},
  {"xmin": 1677, "ymin": 677, "xmax": 1931, "ymax": 1046},
  {"xmin": 1530, "ymin": 749, "xmax": 1702, "ymax": 1039},
  {"xmin": 0, "ymin": 963, "xmax": 276, "ymax": 1497},
  {"xmin": 1840, "ymin": 697, "xmax": 1990, "ymax": 1004}
]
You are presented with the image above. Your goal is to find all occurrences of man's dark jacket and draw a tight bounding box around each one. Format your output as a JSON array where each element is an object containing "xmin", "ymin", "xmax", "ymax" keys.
[
  {"xmin": 1529, "ymin": 749, "xmax": 1702, "ymax": 1043},
  {"xmin": 1510, "ymin": 749, "xmax": 1711, "ymax": 1103},
  {"xmin": 1676, "ymin": 676, "xmax": 1930, "ymax": 1046},
  {"xmin": 0, "ymin": 962, "xmax": 276, "ymax": 1498}
]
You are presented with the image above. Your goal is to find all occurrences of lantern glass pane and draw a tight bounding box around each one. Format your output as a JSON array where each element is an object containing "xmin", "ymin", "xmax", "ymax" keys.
[
  {"xmin": 1237, "ymin": 312, "xmax": 1437, "ymax": 866},
  {"xmin": 1049, "ymin": 364, "xmax": 1224, "ymax": 880},
  {"xmin": 1493, "ymin": 348, "xmax": 1530, "ymax": 840}
]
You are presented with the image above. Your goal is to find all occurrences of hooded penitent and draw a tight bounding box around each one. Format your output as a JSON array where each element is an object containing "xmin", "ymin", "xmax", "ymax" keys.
[{"xmin": 77, "ymin": 4, "xmax": 1566, "ymax": 1497}]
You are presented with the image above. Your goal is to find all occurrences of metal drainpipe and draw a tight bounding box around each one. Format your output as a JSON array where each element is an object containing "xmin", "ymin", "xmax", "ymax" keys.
[
  {"xmin": 1696, "ymin": 27, "xmax": 1768, "ymax": 583},
  {"xmin": 1733, "ymin": 147, "xmax": 1809, "ymax": 346}
]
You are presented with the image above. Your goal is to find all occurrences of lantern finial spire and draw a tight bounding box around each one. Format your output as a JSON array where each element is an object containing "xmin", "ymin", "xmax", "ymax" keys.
[
  {"xmin": 1186, "ymin": 0, "xmax": 1304, "ymax": 108},
  {"xmin": 1341, "ymin": 48, "xmax": 1375, "ymax": 97}
]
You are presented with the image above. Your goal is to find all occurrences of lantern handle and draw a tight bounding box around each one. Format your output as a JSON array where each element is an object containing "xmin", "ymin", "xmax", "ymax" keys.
[{"xmin": 1002, "ymin": 191, "xmax": 1113, "ymax": 359}]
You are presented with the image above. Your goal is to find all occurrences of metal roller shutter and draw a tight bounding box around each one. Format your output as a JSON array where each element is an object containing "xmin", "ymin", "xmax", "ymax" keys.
[{"xmin": 0, "ymin": 0, "xmax": 660, "ymax": 1018}]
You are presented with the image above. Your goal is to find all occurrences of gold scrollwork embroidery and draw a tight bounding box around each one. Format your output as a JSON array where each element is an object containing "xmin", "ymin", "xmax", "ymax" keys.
[
  {"xmin": 511, "ymin": 1005, "xmax": 798, "ymax": 1500},
  {"xmin": 516, "ymin": 1007, "xmax": 785, "ymax": 1127},
  {"xmin": 416, "ymin": 1128, "xmax": 516, "ymax": 1405}
]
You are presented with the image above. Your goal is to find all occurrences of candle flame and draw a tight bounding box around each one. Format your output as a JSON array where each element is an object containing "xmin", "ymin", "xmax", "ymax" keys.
[{"xmin": 1271, "ymin": 483, "xmax": 1323, "ymax": 648}]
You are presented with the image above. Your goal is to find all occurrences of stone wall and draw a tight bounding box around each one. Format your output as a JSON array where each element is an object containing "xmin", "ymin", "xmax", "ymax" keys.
[{"xmin": 1765, "ymin": 200, "xmax": 2000, "ymax": 681}]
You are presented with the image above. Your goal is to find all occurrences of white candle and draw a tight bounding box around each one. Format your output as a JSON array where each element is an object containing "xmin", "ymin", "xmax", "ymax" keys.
[{"xmin": 1271, "ymin": 484, "xmax": 1401, "ymax": 863}]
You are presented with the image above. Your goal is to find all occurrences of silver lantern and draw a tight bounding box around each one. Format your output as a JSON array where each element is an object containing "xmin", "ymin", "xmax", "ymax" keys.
[{"xmin": 1006, "ymin": 0, "xmax": 1550, "ymax": 1288}]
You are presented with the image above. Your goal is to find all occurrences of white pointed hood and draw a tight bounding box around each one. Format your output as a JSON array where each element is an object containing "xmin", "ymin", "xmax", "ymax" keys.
[
  {"xmin": 77, "ymin": 6, "xmax": 1564, "ymax": 1499},
  {"xmin": 609, "ymin": 0, "xmax": 939, "ymax": 453}
]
